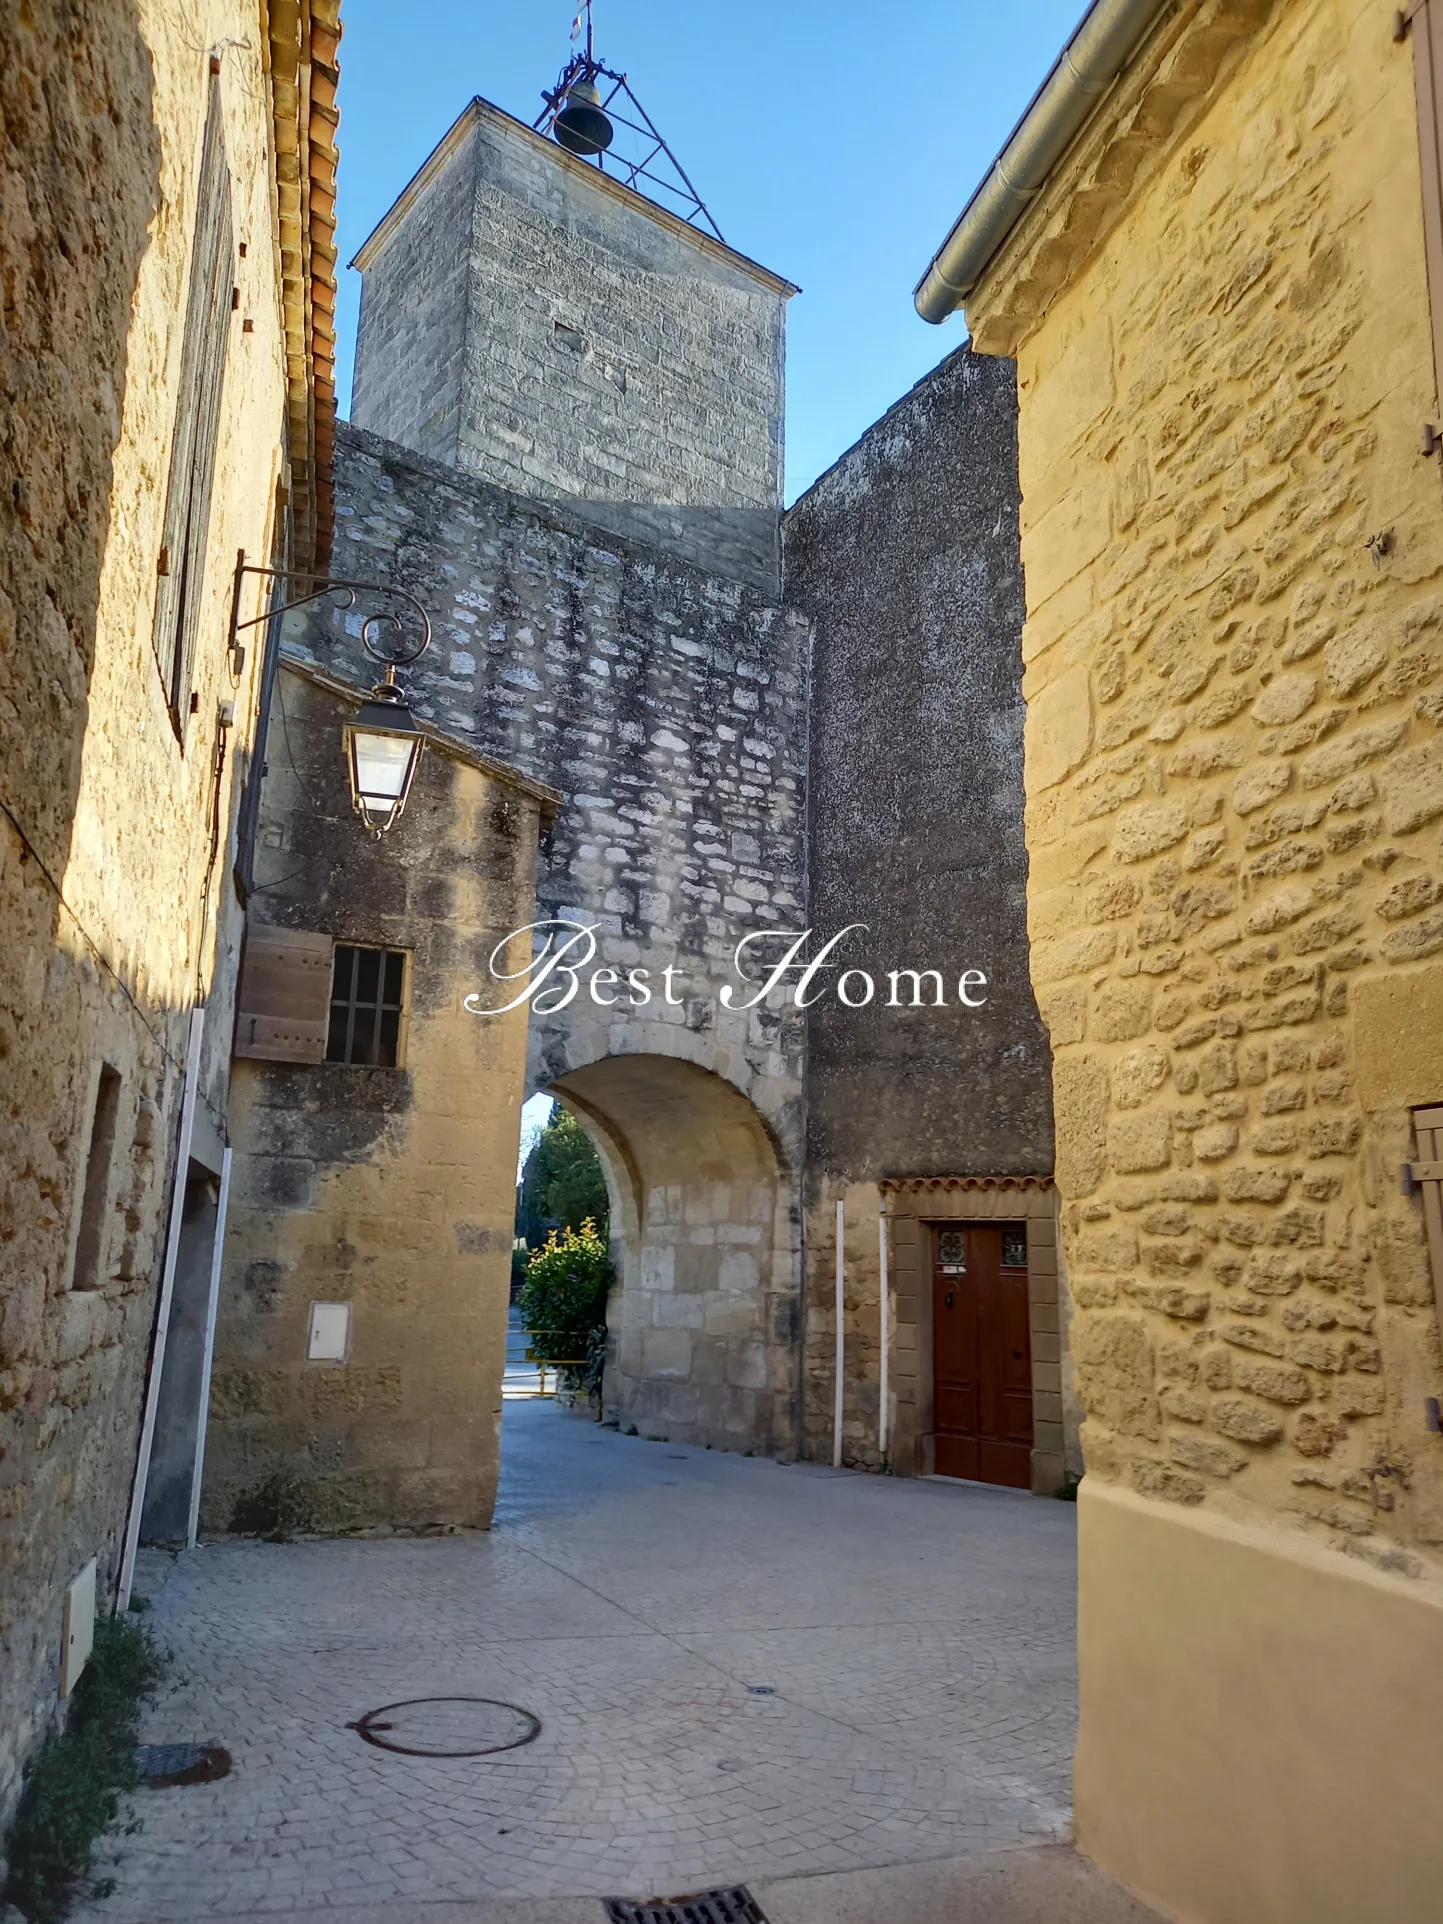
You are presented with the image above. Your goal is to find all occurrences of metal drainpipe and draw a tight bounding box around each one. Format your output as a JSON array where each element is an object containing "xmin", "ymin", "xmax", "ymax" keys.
[
  {"xmin": 792, "ymin": 1178, "xmax": 809, "ymax": 1464},
  {"xmin": 878, "ymin": 1194, "xmax": 890, "ymax": 1465},
  {"xmin": 914, "ymin": 0, "xmax": 1178, "ymax": 325},
  {"xmin": 833, "ymin": 1196, "xmax": 846, "ymax": 1468}
]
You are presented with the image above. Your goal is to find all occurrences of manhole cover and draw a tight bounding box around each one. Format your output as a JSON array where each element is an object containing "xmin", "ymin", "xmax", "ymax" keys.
[
  {"xmin": 346, "ymin": 1697, "xmax": 540, "ymax": 1758},
  {"xmin": 605, "ymin": 1891, "xmax": 767, "ymax": 1924},
  {"xmin": 136, "ymin": 1744, "xmax": 232, "ymax": 1787}
]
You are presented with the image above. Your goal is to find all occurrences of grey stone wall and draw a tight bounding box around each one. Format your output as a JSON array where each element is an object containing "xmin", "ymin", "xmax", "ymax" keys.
[
  {"xmin": 0, "ymin": 0, "xmax": 293, "ymax": 1825},
  {"xmin": 349, "ymin": 122, "xmax": 475, "ymax": 467},
  {"xmin": 786, "ymin": 346, "xmax": 1053, "ymax": 1186},
  {"xmin": 784, "ymin": 345, "xmax": 1057, "ymax": 1467},
  {"xmin": 285, "ymin": 422, "xmax": 813, "ymax": 1455},
  {"xmin": 351, "ymin": 99, "xmax": 792, "ymax": 591}
]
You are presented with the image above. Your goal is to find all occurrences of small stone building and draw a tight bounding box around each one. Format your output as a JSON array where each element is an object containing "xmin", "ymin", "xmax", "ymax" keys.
[{"xmin": 202, "ymin": 661, "xmax": 557, "ymax": 1534}]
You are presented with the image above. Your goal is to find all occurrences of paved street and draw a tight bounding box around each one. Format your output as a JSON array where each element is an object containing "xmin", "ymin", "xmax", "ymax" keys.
[{"xmin": 77, "ymin": 1405, "xmax": 1156, "ymax": 1923}]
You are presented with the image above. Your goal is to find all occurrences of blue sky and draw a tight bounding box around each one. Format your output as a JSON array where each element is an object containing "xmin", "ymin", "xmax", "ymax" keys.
[{"xmin": 333, "ymin": 0, "xmax": 1082, "ymax": 501}]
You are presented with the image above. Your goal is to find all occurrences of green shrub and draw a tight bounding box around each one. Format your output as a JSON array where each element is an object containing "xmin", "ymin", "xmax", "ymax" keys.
[
  {"xmin": 3, "ymin": 1613, "xmax": 165, "ymax": 1922},
  {"xmin": 518, "ymin": 1217, "xmax": 611, "ymax": 1386}
]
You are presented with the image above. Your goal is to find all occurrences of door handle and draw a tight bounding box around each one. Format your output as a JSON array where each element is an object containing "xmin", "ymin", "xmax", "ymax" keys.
[
  {"xmin": 945, "ymin": 1290, "xmax": 955, "ymax": 1308},
  {"xmin": 1012, "ymin": 1348, "xmax": 1024, "ymax": 1359}
]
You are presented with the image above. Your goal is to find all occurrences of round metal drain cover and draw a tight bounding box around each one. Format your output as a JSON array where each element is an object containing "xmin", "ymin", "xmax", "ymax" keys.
[{"xmin": 346, "ymin": 1696, "xmax": 540, "ymax": 1758}]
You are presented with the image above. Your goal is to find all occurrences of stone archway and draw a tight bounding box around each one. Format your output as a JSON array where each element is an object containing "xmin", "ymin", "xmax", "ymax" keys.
[{"xmin": 546, "ymin": 1053, "xmax": 798, "ymax": 1457}]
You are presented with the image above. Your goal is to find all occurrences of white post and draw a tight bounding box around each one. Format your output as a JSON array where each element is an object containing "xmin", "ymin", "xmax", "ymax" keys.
[
  {"xmin": 118, "ymin": 1010, "xmax": 204, "ymax": 1610},
  {"xmin": 878, "ymin": 1197, "xmax": 889, "ymax": 1463},
  {"xmin": 186, "ymin": 1146, "xmax": 232, "ymax": 1549},
  {"xmin": 833, "ymin": 1196, "xmax": 845, "ymax": 1468}
]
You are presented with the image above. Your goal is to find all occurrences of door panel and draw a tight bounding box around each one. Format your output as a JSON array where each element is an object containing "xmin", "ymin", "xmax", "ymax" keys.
[{"xmin": 932, "ymin": 1223, "xmax": 1033, "ymax": 1489}]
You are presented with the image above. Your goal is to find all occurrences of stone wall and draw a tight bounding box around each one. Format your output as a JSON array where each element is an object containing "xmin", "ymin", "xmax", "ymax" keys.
[
  {"xmin": 999, "ymin": 0, "xmax": 1443, "ymax": 1563},
  {"xmin": 0, "ymin": 0, "xmax": 299, "ymax": 1829},
  {"xmin": 286, "ymin": 424, "xmax": 813, "ymax": 1456},
  {"xmin": 784, "ymin": 346, "xmax": 1056, "ymax": 1471},
  {"xmin": 958, "ymin": 0, "xmax": 1443, "ymax": 1910},
  {"xmin": 204, "ymin": 668, "xmax": 545, "ymax": 1534},
  {"xmin": 351, "ymin": 99, "xmax": 793, "ymax": 590}
]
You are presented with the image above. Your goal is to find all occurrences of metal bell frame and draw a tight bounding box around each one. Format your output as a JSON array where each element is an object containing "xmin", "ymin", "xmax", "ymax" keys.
[{"xmin": 534, "ymin": 8, "xmax": 725, "ymax": 244}]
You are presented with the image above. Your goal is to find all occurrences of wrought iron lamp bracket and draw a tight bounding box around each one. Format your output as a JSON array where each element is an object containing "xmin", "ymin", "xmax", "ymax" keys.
[{"xmin": 227, "ymin": 551, "xmax": 433, "ymax": 688}]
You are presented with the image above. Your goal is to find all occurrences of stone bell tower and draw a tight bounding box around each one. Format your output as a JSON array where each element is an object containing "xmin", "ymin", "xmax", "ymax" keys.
[{"xmin": 349, "ymin": 88, "xmax": 796, "ymax": 589}]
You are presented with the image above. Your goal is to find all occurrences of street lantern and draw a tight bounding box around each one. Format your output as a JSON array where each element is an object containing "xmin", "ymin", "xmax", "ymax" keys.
[
  {"xmin": 343, "ymin": 681, "xmax": 426, "ymax": 836},
  {"xmin": 227, "ymin": 553, "xmax": 435, "ymax": 842}
]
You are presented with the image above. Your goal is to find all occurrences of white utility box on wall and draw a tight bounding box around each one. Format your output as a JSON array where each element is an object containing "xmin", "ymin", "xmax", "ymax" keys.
[
  {"xmin": 61, "ymin": 1558, "xmax": 97, "ymax": 1696},
  {"xmin": 306, "ymin": 1301, "xmax": 351, "ymax": 1363}
]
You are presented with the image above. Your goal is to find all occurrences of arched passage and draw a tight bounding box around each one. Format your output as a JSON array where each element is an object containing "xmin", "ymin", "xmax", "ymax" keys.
[{"xmin": 547, "ymin": 1054, "xmax": 799, "ymax": 1456}]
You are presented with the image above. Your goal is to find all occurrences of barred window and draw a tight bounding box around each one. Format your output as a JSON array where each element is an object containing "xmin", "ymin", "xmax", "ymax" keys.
[
  {"xmin": 327, "ymin": 946, "xmax": 408, "ymax": 1066},
  {"xmin": 153, "ymin": 73, "xmax": 234, "ymax": 727}
]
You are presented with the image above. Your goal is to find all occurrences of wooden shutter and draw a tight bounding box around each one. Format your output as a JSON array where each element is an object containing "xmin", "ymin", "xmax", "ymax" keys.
[
  {"xmin": 234, "ymin": 925, "xmax": 333, "ymax": 1062},
  {"xmin": 1410, "ymin": 1107, "xmax": 1443, "ymax": 1338},
  {"xmin": 1409, "ymin": 0, "xmax": 1443, "ymax": 405},
  {"xmin": 153, "ymin": 74, "xmax": 234, "ymax": 720}
]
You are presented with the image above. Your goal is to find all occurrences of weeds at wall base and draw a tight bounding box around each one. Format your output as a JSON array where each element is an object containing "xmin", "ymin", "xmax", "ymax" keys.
[{"xmin": 2, "ymin": 1615, "xmax": 165, "ymax": 1922}]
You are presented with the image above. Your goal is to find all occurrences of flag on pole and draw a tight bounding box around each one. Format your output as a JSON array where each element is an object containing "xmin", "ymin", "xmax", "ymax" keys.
[{"xmin": 571, "ymin": 2, "xmax": 586, "ymax": 43}]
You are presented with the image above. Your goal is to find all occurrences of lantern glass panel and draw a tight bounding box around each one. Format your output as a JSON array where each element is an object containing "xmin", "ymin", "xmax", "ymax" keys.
[{"xmin": 351, "ymin": 729, "xmax": 414, "ymax": 804}]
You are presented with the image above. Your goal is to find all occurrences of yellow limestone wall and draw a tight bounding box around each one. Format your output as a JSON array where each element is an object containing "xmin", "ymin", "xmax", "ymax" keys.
[
  {"xmin": 975, "ymin": 0, "xmax": 1443, "ymax": 1914},
  {"xmin": 1, "ymin": 0, "xmax": 294, "ymax": 1822},
  {"xmin": 204, "ymin": 673, "xmax": 544, "ymax": 1536}
]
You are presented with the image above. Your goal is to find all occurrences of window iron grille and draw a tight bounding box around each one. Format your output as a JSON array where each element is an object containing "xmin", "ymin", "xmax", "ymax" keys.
[
  {"xmin": 937, "ymin": 1229, "xmax": 967, "ymax": 1273},
  {"xmin": 327, "ymin": 945, "xmax": 406, "ymax": 1066}
]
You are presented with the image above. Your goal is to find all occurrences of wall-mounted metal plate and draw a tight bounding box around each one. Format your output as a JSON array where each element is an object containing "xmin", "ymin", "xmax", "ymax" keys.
[
  {"xmin": 346, "ymin": 1696, "xmax": 540, "ymax": 1758},
  {"xmin": 137, "ymin": 1744, "xmax": 233, "ymax": 1787}
]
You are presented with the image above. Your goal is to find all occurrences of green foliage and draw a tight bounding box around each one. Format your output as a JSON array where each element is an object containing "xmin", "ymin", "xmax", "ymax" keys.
[
  {"xmin": 515, "ymin": 1103, "xmax": 609, "ymax": 1248},
  {"xmin": 518, "ymin": 1217, "xmax": 612, "ymax": 1381},
  {"xmin": 3, "ymin": 1614, "xmax": 165, "ymax": 1922}
]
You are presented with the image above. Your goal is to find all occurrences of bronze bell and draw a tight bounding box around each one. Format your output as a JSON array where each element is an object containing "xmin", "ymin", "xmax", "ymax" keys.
[{"xmin": 553, "ymin": 77, "xmax": 613, "ymax": 157}]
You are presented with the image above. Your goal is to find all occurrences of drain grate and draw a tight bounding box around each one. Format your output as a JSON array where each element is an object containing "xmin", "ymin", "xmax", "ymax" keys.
[
  {"xmin": 604, "ymin": 1890, "xmax": 767, "ymax": 1924},
  {"xmin": 136, "ymin": 1744, "xmax": 232, "ymax": 1788}
]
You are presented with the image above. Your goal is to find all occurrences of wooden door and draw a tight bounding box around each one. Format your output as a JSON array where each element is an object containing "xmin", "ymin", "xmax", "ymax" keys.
[{"xmin": 932, "ymin": 1223, "xmax": 1033, "ymax": 1489}]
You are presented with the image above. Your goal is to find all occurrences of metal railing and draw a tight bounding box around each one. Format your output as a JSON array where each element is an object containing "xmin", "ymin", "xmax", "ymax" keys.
[{"xmin": 503, "ymin": 1326, "xmax": 588, "ymax": 1399}]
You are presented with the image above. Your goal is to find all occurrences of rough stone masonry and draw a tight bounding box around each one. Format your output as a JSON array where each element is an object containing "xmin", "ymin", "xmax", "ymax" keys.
[
  {"xmin": 288, "ymin": 423, "xmax": 812, "ymax": 1457},
  {"xmin": 350, "ymin": 96, "xmax": 793, "ymax": 591},
  {"xmin": 284, "ymin": 86, "xmax": 1056, "ymax": 1467}
]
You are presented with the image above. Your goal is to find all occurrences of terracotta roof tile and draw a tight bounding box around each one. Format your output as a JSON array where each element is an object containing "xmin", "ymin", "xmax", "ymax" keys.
[
  {"xmin": 878, "ymin": 1175, "xmax": 1054, "ymax": 1193},
  {"xmin": 265, "ymin": 0, "xmax": 341, "ymax": 569}
]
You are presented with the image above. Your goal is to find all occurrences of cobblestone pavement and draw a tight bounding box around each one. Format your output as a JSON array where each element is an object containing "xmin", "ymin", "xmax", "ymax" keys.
[{"xmin": 74, "ymin": 1404, "xmax": 1149, "ymax": 1922}]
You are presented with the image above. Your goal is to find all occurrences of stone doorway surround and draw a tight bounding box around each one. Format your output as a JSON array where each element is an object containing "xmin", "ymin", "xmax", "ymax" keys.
[{"xmin": 880, "ymin": 1177, "xmax": 1067, "ymax": 1494}]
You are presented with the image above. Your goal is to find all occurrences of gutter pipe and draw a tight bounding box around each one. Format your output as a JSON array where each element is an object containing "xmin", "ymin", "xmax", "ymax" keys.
[
  {"xmin": 878, "ymin": 1197, "xmax": 890, "ymax": 1465},
  {"xmin": 914, "ymin": 0, "xmax": 1176, "ymax": 324},
  {"xmin": 833, "ymin": 1197, "xmax": 845, "ymax": 1468}
]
